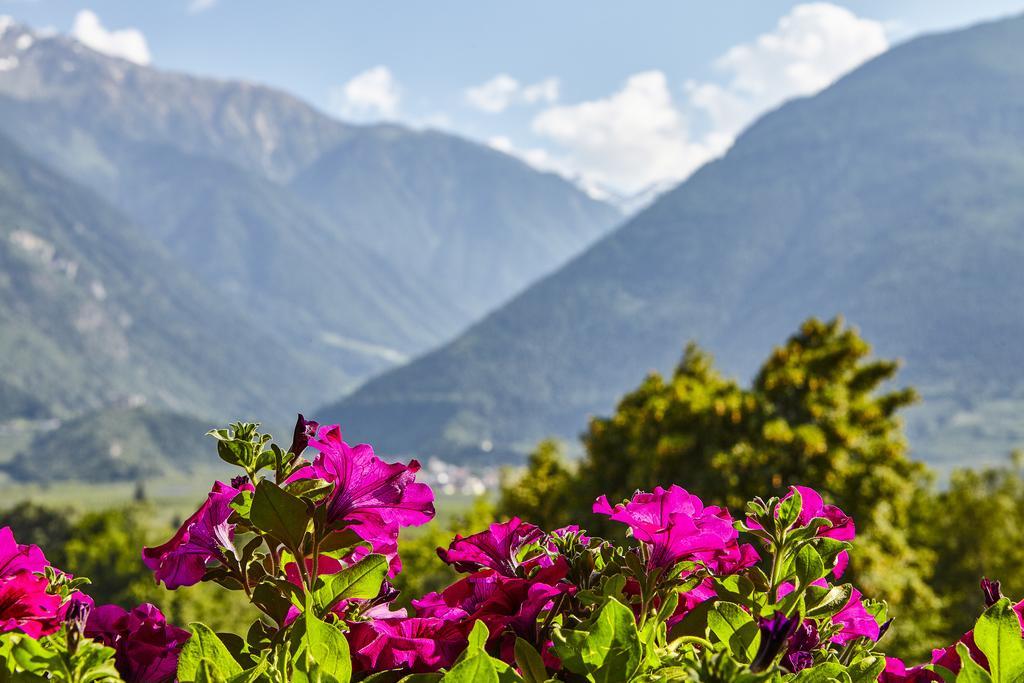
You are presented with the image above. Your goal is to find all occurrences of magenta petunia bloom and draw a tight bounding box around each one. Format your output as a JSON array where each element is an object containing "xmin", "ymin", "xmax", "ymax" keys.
[
  {"xmin": 830, "ymin": 587, "xmax": 880, "ymax": 645},
  {"xmin": 0, "ymin": 572, "xmax": 63, "ymax": 638},
  {"xmin": 437, "ymin": 518, "xmax": 544, "ymax": 576},
  {"xmin": 0, "ymin": 527, "xmax": 50, "ymax": 577},
  {"xmin": 879, "ymin": 657, "xmax": 943, "ymax": 683},
  {"xmin": 86, "ymin": 603, "xmax": 190, "ymax": 683},
  {"xmin": 347, "ymin": 617, "xmax": 469, "ymax": 673},
  {"xmin": 593, "ymin": 486, "xmax": 740, "ymax": 569},
  {"xmin": 414, "ymin": 567, "xmax": 571, "ymax": 644},
  {"xmin": 142, "ymin": 479, "xmax": 251, "ymax": 589},
  {"xmin": 787, "ymin": 486, "xmax": 855, "ymax": 541},
  {"xmin": 286, "ymin": 425, "xmax": 434, "ymax": 574}
]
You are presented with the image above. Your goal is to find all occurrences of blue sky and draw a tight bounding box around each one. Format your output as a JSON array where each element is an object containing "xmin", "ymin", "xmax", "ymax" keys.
[{"xmin": 7, "ymin": 1, "xmax": 1024, "ymax": 195}]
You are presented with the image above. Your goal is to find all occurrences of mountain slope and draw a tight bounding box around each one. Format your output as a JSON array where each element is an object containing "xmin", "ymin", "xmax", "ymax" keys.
[
  {"xmin": 0, "ymin": 130, "xmax": 324, "ymax": 419},
  {"xmin": 323, "ymin": 13, "xmax": 1024, "ymax": 467},
  {"xmin": 0, "ymin": 23, "xmax": 620, "ymax": 388},
  {"xmin": 1, "ymin": 407, "xmax": 215, "ymax": 483},
  {"xmin": 291, "ymin": 128, "xmax": 621, "ymax": 317}
]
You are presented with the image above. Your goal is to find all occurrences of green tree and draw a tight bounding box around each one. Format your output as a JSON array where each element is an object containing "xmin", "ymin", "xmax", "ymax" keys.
[
  {"xmin": 498, "ymin": 440, "xmax": 576, "ymax": 529},
  {"xmin": 917, "ymin": 453, "xmax": 1024, "ymax": 639},
  {"xmin": 0, "ymin": 502, "xmax": 74, "ymax": 567}
]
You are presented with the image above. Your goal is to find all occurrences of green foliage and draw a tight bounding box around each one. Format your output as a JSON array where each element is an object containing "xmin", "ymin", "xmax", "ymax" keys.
[
  {"xmin": 919, "ymin": 455, "xmax": 1024, "ymax": 638},
  {"xmin": 0, "ymin": 629, "xmax": 121, "ymax": 683},
  {"xmin": 498, "ymin": 440, "xmax": 576, "ymax": 529}
]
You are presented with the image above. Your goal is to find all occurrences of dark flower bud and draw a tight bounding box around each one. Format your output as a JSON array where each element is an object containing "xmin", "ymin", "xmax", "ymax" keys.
[
  {"xmin": 288, "ymin": 414, "xmax": 320, "ymax": 455},
  {"xmin": 877, "ymin": 617, "xmax": 894, "ymax": 640},
  {"xmin": 751, "ymin": 613, "xmax": 800, "ymax": 672},
  {"xmin": 981, "ymin": 577, "xmax": 1003, "ymax": 607},
  {"xmin": 784, "ymin": 650, "xmax": 814, "ymax": 673}
]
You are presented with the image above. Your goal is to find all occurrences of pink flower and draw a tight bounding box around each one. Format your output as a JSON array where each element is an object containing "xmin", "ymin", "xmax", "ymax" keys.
[
  {"xmin": 787, "ymin": 486, "xmax": 855, "ymax": 541},
  {"xmin": 414, "ymin": 566, "xmax": 571, "ymax": 643},
  {"xmin": 437, "ymin": 518, "xmax": 544, "ymax": 576},
  {"xmin": 830, "ymin": 588, "xmax": 880, "ymax": 645},
  {"xmin": 286, "ymin": 425, "xmax": 434, "ymax": 575},
  {"xmin": 879, "ymin": 658, "xmax": 942, "ymax": 682},
  {"xmin": 142, "ymin": 480, "xmax": 251, "ymax": 589},
  {"xmin": 347, "ymin": 617, "xmax": 469, "ymax": 673},
  {"xmin": 0, "ymin": 527, "xmax": 50, "ymax": 577},
  {"xmin": 593, "ymin": 486, "xmax": 740, "ymax": 569},
  {"xmin": 0, "ymin": 572, "xmax": 63, "ymax": 638},
  {"xmin": 86, "ymin": 603, "xmax": 190, "ymax": 683}
]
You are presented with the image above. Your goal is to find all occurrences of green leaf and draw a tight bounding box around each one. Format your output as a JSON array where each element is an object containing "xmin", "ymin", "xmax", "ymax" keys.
[
  {"xmin": 251, "ymin": 580, "xmax": 295, "ymax": 626},
  {"xmin": 513, "ymin": 638, "xmax": 548, "ymax": 683},
  {"xmin": 707, "ymin": 602, "xmax": 759, "ymax": 663},
  {"xmin": 847, "ymin": 655, "xmax": 886, "ymax": 683},
  {"xmin": 317, "ymin": 554, "xmax": 388, "ymax": 613},
  {"xmin": 791, "ymin": 661, "xmax": 847, "ymax": 682},
  {"xmin": 956, "ymin": 642, "xmax": 993, "ymax": 682},
  {"xmin": 442, "ymin": 654, "xmax": 499, "ymax": 683},
  {"xmin": 466, "ymin": 620, "xmax": 490, "ymax": 653},
  {"xmin": 973, "ymin": 598, "xmax": 1024, "ymax": 682},
  {"xmin": 777, "ymin": 488, "xmax": 802, "ymax": 529},
  {"xmin": 302, "ymin": 612, "xmax": 352, "ymax": 683},
  {"xmin": 806, "ymin": 584, "xmax": 854, "ymax": 618},
  {"xmin": 794, "ymin": 544, "xmax": 826, "ymax": 587},
  {"xmin": 197, "ymin": 658, "xmax": 229, "ymax": 683},
  {"xmin": 250, "ymin": 479, "xmax": 309, "ymax": 551},
  {"xmin": 178, "ymin": 623, "xmax": 243, "ymax": 682},
  {"xmin": 551, "ymin": 597, "xmax": 642, "ymax": 682}
]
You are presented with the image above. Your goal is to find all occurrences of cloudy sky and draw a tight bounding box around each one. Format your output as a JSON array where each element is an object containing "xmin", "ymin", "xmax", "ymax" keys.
[{"xmin": 8, "ymin": 1, "xmax": 1024, "ymax": 197}]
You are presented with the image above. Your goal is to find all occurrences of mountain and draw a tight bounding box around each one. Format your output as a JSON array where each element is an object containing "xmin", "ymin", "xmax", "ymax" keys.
[
  {"xmin": 322, "ymin": 14, "xmax": 1024, "ymax": 468},
  {"xmin": 0, "ymin": 129, "xmax": 324, "ymax": 420},
  {"xmin": 0, "ymin": 22, "xmax": 620, "ymax": 392},
  {"xmin": 2, "ymin": 406, "xmax": 216, "ymax": 483},
  {"xmin": 290, "ymin": 128, "xmax": 618, "ymax": 318}
]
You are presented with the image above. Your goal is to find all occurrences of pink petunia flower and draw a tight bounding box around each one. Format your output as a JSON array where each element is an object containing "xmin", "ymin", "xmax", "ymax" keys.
[
  {"xmin": 0, "ymin": 527, "xmax": 50, "ymax": 577},
  {"xmin": 0, "ymin": 572, "xmax": 64, "ymax": 638},
  {"xmin": 86, "ymin": 603, "xmax": 190, "ymax": 683},
  {"xmin": 593, "ymin": 486, "xmax": 741, "ymax": 569},
  {"xmin": 286, "ymin": 425, "xmax": 434, "ymax": 575},
  {"xmin": 142, "ymin": 479, "xmax": 252, "ymax": 589},
  {"xmin": 879, "ymin": 657, "xmax": 943, "ymax": 682},
  {"xmin": 830, "ymin": 587, "xmax": 880, "ymax": 645},
  {"xmin": 437, "ymin": 518, "xmax": 544, "ymax": 576},
  {"xmin": 347, "ymin": 617, "xmax": 470, "ymax": 673}
]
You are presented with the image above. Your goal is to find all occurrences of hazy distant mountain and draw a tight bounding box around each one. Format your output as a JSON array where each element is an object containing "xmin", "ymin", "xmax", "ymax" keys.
[
  {"xmin": 324, "ymin": 14, "xmax": 1024, "ymax": 468},
  {"xmin": 0, "ymin": 22, "xmax": 620, "ymax": 394},
  {"xmin": 0, "ymin": 131, "xmax": 324, "ymax": 420},
  {"xmin": 290, "ymin": 128, "xmax": 619, "ymax": 317},
  {"xmin": 2, "ymin": 406, "xmax": 215, "ymax": 483}
]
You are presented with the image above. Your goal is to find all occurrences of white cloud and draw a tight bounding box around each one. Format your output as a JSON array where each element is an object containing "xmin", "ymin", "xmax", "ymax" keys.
[
  {"xmin": 525, "ymin": 3, "xmax": 887, "ymax": 196},
  {"xmin": 465, "ymin": 74, "xmax": 559, "ymax": 113},
  {"xmin": 690, "ymin": 2, "xmax": 888, "ymax": 139},
  {"xmin": 70, "ymin": 10, "xmax": 151, "ymax": 65},
  {"xmin": 329, "ymin": 66, "xmax": 400, "ymax": 121},
  {"xmin": 187, "ymin": 0, "xmax": 218, "ymax": 14},
  {"xmin": 531, "ymin": 71, "xmax": 715, "ymax": 195}
]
